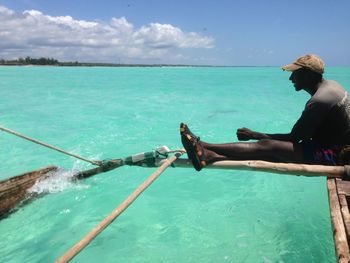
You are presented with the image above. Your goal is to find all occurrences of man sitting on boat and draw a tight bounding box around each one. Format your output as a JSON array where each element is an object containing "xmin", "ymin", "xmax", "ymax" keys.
[{"xmin": 180, "ymin": 54, "xmax": 350, "ymax": 171}]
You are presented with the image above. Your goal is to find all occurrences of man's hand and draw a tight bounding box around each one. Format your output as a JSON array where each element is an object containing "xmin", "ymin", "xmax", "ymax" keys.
[{"xmin": 236, "ymin": 127, "xmax": 258, "ymax": 141}]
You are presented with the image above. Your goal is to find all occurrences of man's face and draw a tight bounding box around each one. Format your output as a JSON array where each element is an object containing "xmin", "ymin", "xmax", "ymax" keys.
[{"xmin": 289, "ymin": 70, "xmax": 304, "ymax": 91}]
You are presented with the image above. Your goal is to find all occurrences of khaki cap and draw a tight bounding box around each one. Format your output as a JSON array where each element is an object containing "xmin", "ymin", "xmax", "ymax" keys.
[{"xmin": 282, "ymin": 54, "xmax": 325, "ymax": 74}]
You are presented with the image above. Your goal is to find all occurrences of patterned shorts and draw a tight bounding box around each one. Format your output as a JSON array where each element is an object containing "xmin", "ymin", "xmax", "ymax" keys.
[{"xmin": 301, "ymin": 140, "xmax": 341, "ymax": 166}]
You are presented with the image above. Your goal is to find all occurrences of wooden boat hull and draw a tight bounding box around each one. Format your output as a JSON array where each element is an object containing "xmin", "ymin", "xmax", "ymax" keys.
[
  {"xmin": 327, "ymin": 178, "xmax": 350, "ymax": 262},
  {"xmin": 0, "ymin": 166, "xmax": 58, "ymax": 217}
]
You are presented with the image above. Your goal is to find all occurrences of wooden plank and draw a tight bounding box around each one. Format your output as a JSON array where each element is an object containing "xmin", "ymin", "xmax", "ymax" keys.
[
  {"xmin": 327, "ymin": 178, "xmax": 350, "ymax": 262},
  {"xmin": 336, "ymin": 180, "xmax": 350, "ymax": 196},
  {"xmin": 339, "ymin": 194, "xmax": 350, "ymax": 241},
  {"xmin": 0, "ymin": 166, "xmax": 57, "ymax": 217}
]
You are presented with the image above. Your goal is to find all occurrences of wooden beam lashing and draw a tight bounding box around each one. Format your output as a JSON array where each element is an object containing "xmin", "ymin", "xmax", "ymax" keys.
[
  {"xmin": 327, "ymin": 178, "xmax": 350, "ymax": 262},
  {"xmin": 74, "ymin": 159, "xmax": 124, "ymax": 179}
]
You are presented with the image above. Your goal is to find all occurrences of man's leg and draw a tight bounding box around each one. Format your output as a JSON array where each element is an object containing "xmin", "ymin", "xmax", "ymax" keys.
[
  {"xmin": 200, "ymin": 139, "xmax": 304, "ymax": 164},
  {"xmin": 180, "ymin": 123, "xmax": 304, "ymax": 171}
]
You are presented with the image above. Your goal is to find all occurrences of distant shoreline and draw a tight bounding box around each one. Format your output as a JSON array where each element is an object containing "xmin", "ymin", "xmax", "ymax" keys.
[
  {"xmin": 0, "ymin": 63, "xmax": 278, "ymax": 68},
  {"xmin": 1, "ymin": 57, "xmax": 348, "ymax": 68},
  {"xmin": 0, "ymin": 56, "xmax": 277, "ymax": 67},
  {"xmin": 0, "ymin": 63, "xmax": 215, "ymax": 67},
  {"xmin": 1, "ymin": 64, "xmax": 347, "ymax": 68}
]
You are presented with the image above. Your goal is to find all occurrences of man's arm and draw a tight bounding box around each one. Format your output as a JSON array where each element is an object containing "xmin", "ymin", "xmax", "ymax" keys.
[
  {"xmin": 236, "ymin": 90, "xmax": 332, "ymax": 143},
  {"xmin": 236, "ymin": 127, "xmax": 295, "ymax": 142}
]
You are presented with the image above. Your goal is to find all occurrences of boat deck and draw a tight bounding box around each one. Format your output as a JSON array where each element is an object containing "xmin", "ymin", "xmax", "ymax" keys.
[{"xmin": 328, "ymin": 178, "xmax": 350, "ymax": 263}]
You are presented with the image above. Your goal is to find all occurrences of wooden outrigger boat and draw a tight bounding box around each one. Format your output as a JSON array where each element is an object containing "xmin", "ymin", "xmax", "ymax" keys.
[{"xmin": 1, "ymin": 146, "xmax": 350, "ymax": 262}]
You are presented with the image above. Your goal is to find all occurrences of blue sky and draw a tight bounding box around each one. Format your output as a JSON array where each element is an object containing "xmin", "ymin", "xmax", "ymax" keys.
[{"xmin": 0, "ymin": 0, "xmax": 349, "ymax": 66}]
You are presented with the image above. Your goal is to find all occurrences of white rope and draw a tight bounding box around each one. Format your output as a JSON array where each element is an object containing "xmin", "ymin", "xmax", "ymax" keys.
[{"xmin": 0, "ymin": 125, "xmax": 101, "ymax": 166}]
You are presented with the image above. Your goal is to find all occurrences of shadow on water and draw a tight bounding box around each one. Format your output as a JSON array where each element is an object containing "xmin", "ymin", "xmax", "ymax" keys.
[{"xmin": 207, "ymin": 109, "xmax": 239, "ymax": 119}]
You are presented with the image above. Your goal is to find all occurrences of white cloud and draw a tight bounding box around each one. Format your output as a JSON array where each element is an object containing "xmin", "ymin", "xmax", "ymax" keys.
[
  {"xmin": 134, "ymin": 23, "xmax": 214, "ymax": 49},
  {"xmin": 0, "ymin": 6, "xmax": 215, "ymax": 63},
  {"xmin": 0, "ymin": 6, "xmax": 14, "ymax": 15}
]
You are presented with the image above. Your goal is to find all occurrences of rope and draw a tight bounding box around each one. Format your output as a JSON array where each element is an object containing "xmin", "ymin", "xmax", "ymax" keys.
[
  {"xmin": 56, "ymin": 151, "xmax": 184, "ymax": 263},
  {"xmin": 0, "ymin": 125, "xmax": 101, "ymax": 166}
]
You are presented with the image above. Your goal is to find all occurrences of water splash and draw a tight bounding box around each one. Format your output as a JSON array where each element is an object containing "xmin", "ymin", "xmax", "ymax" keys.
[{"xmin": 28, "ymin": 167, "xmax": 88, "ymax": 195}]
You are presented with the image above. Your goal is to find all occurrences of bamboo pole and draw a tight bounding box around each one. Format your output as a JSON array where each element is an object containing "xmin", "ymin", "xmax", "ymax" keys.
[
  {"xmin": 156, "ymin": 159, "xmax": 347, "ymax": 178},
  {"xmin": 56, "ymin": 152, "xmax": 183, "ymax": 263}
]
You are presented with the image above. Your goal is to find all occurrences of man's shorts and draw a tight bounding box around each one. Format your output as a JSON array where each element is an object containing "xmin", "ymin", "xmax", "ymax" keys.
[{"xmin": 301, "ymin": 140, "xmax": 341, "ymax": 166}]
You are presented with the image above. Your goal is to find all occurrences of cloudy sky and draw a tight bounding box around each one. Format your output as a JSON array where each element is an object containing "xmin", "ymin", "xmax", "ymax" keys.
[{"xmin": 0, "ymin": 0, "xmax": 349, "ymax": 66}]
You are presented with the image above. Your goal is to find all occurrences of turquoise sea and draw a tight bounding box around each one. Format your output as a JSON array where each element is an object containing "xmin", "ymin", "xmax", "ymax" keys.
[{"xmin": 0, "ymin": 66, "xmax": 349, "ymax": 262}]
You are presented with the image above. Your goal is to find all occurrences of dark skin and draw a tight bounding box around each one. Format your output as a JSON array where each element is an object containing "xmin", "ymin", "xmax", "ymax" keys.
[{"xmin": 196, "ymin": 69, "xmax": 322, "ymax": 165}]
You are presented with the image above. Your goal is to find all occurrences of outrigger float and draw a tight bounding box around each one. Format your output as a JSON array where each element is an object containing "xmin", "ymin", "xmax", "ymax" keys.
[{"xmin": 1, "ymin": 126, "xmax": 350, "ymax": 263}]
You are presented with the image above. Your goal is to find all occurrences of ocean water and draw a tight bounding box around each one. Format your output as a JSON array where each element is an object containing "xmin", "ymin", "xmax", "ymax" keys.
[{"xmin": 0, "ymin": 66, "xmax": 349, "ymax": 262}]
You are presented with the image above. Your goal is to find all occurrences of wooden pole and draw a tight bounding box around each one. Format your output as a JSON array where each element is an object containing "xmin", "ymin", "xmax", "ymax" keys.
[
  {"xmin": 156, "ymin": 159, "xmax": 347, "ymax": 178},
  {"xmin": 74, "ymin": 159, "xmax": 124, "ymax": 179},
  {"xmin": 56, "ymin": 152, "xmax": 183, "ymax": 263},
  {"xmin": 73, "ymin": 158, "xmax": 347, "ymax": 181}
]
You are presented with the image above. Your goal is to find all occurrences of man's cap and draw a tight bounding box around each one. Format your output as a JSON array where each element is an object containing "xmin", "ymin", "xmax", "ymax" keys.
[{"xmin": 282, "ymin": 54, "xmax": 325, "ymax": 74}]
